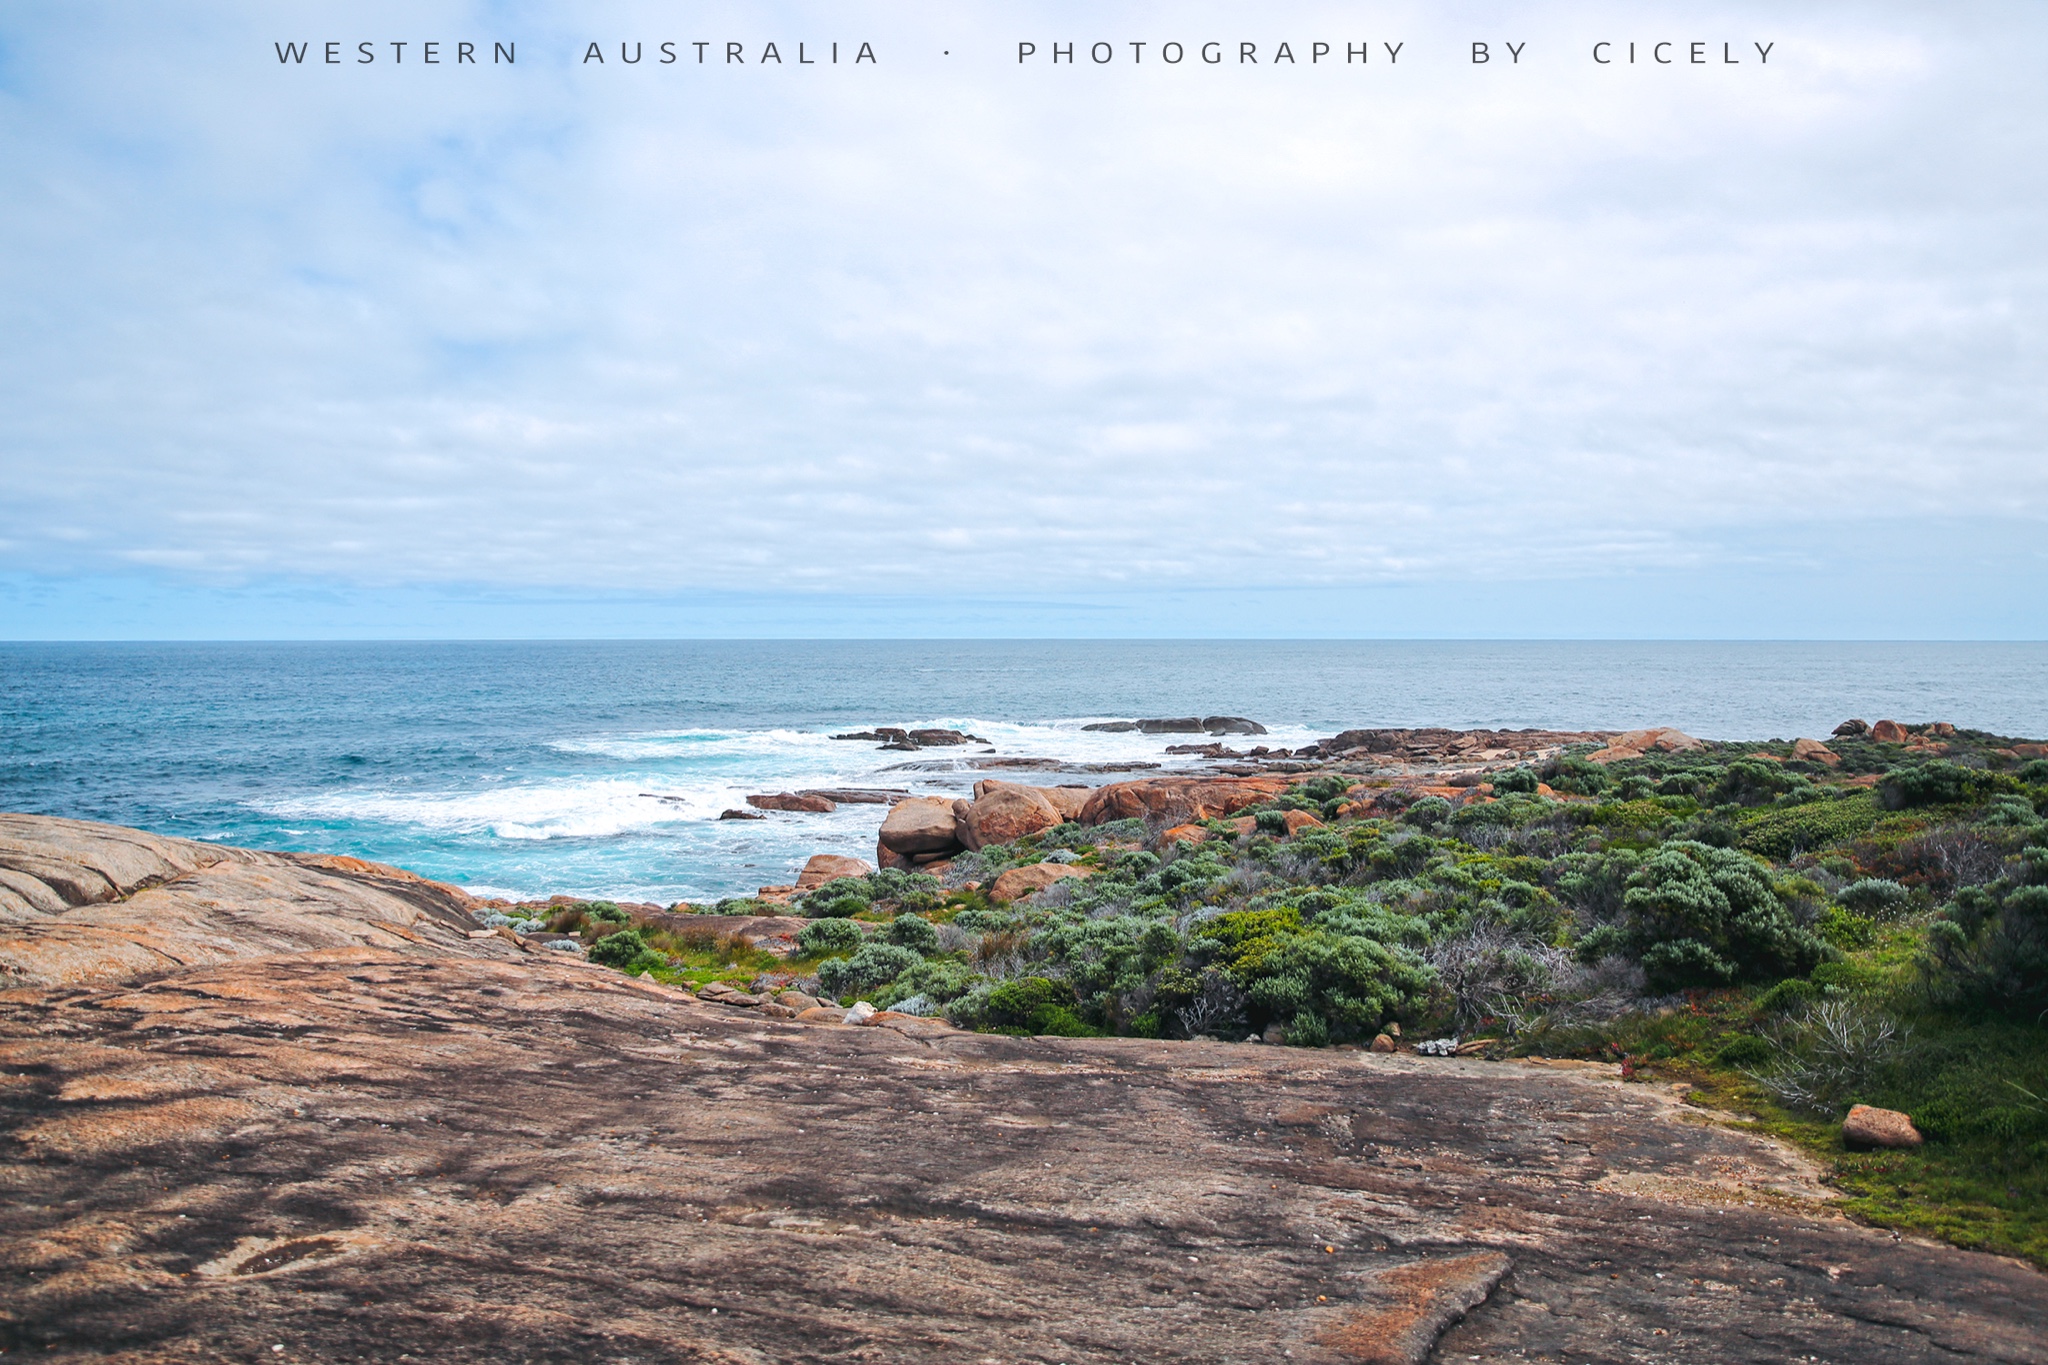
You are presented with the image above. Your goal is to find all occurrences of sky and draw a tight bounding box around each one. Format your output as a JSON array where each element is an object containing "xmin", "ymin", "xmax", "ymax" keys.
[{"xmin": 0, "ymin": 0, "xmax": 2043, "ymax": 639}]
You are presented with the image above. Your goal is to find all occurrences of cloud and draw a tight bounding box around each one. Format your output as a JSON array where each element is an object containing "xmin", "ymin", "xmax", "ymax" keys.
[{"xmin": 0, "ymin": 0, "xmax": 2043, "ymax": 632}]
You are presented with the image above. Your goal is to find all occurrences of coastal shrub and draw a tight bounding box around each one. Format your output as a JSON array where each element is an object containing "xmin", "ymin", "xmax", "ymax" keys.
[
  {"xmin": 1881, "ymin": 761, "xmax": 1977, "ymax": 811},
  {"xmin": 1193, "ymin": 908, "xmax": 1431, "ymax": 1042},
  {"xmin": 795, "ymin": 918, "xmax": 865, "ymax": 956},
  {"xmin": 1425, "ymin": 921, "xmax": 1570, "ymax": 1032},
  {"xmin": 982, "ymin": 976, "xmax": 1096, "ymax": 1036},
  {"xmin": 950, "ymin": 906, "xmax": 1016, "ymax": 934},
  {"xmin": 1711, "ymin": 759, "xmax": 1805, "ymax": 808},
  {"xmin": 878, "ymin": 956, "xmax": 979, "ymax": 1010},
  {"xmin": 1838, "ymin": 878, "xmax": 1909, "ymax": 918},
  {"xmin": 1491, "ymin": 767, "xmax": 1540, "ymax": 795},
  {"xmin": 581, "ymin": 901, "xmax": 630, "ymax": 925},
  {"xmin": 1746, "ymin": 998, "xmax": 1909, "ymax": 1116},
  {"xmin": 1980, "ymin": 795, "xmax": 2045, "ymax": 830},
  {"xmin": 803, "ymin": 878, "xmax": 872, "ymax": 919},
  {"xmin": 864, "ymin": 869, "xmax": 943, "ymax": 912},
  {"xmin": 586, "ymin": 928, "xmax": 666, "ymax": 976},
  {"xmin": 1254, "ymin": 809, "xmax": 1291, "ymax": 837},
  {"xmin": 1543, "ymin": 757, "xmax": 1611, "ymax": 798},
  {"xmin": 884, "ymin": 913, "xmax": 939, "ymax": 954},
  {"xmin": 1616, "ymin": 841, "xmax": 1828, "ymax": 990},
  {"xmin": 1738, "ymin": 792, "xmax": 1881, "ymax": 859},
  {"xmin": 1402, "ymin": 797, "xmax": 1451, "ymax": 829},
  {"xmin": 1921, "ymin": 858, "xmax": 2048, "ymax": 1019},
  {"xmin": 815, "ymin": 942, "xmax": 920, "ymax": 998},
  {"xmin": 2018, "ymin": 760, "xmax": 2048, "ymax": 786}
]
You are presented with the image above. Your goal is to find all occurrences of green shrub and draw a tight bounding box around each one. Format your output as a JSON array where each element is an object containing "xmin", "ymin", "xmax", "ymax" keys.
[
  {"xmin": 1881, "ymin": 761, "xmax": 1977, "ymax": 810},
  {"xmin": 1254, "ymin": 809, "xmax": 1291, "ymax": 836},
  {"xmin": 1617, "ymin": 841, "xmax": 1828, "ymax": 990},
  {"xmin": 1402, "ymin": 797, "xmax": 1451, "ymax": 828},
  {"xmin": 816, "ymin": 942, "xmax": 920, "ymax": 997},
  {"xmin": 587, "ymin": 927, "xmax": 665, "ymax": 975},
  {"xmin": 1838, "ymin": 878, "xmax": 1909, "ymax": 917},
  {"xmin": 796, "ymin": 918, "xmax": 865, "ymax": 956},
  {"xmin": 1921, "ymin": 873, "xmax": 2048, "ymax": 1019},
  {"xmin": 1712, "ymin": 759, "xmax": 1806, "ymax": 808},
  {"xmin": 1755, "ymin": 977, "xmax": 1822, "ymax": 1013},
  {"xmin": 1491, "ymin": 767, "xmax": 1540, "ymax": 795},
  {"xmin": 1818, "ymin": 906, "xmax": 1875, "ymax": 949},
  {"xmin": 1715, "ymin": 1034, "xmax": 1775, "ymax": 1067},
  {"xmin": 1544, "ymin": 756, "xmax": 1611, "ymax": 797},
  {"xmin": 884, "ymin": 913, "xmax": 939, "ymax": 953},
  {"xmin": 1738, "ymin": 792, "xmax": 1881, "ymax": 859},
  {"xmin": 804, "ymin": 878, "xmax": 873, "ymax": 919},
  {"xmin": 983, "ymin": 976, "xmax": 1097, "ymax": 1036},
  {"xmin": 582, "ymin": 901, "xmax": 630, "ymax": 925}
]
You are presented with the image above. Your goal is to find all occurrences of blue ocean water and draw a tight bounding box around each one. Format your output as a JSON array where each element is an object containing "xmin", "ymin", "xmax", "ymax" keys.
[{"xmin": 3, "ymin": 640, "xmax": 2042, "ymax": 902}]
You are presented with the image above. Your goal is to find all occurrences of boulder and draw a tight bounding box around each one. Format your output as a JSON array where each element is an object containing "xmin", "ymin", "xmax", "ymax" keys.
[
  {"xmin": 1585, "ymin": 728, "xmax": 1705, "ymax": 764},
  {"xmin": 1136, "ymin": 717, "xmax": 1206, "ymax": 734},
  {"xmin": 909, "ymin": 728, "xmax": 983, "ymax": 747},
  {"xmin": 1842, "ymin": 1104, "xmax": 1922, "ymax": 1150},
  {"xmin": 1790, "ymin": 738, "xmax": 1841, "ymax": 766},
  {"xmin": 957, "ymin": 786, "xmax": 1064, "ymax": 851},
  {"xmin": 877, "ymin": 798, "xmax": 966, "ymax": 857},
  {"xmin": 843, "ymin": 1001, "xmax": 877, "ymax": 1024},
  {"xmin": 988, "ymin": 862, "xmax": 1088, "ymax": 904},
  {"xmin": 795, "ymin": 854, "xmax": 873, "ymax": 892},
  {"xmin": 777, "ymin": 991, "xmax": 821, "ymax": 1011},
  {"xmin": 1370, "ymin": 1033, "xmax": 1398, "ymax": 1054},
  {"xmin": 719, "ymin": 809, "xmax": 766, "ymax": 821},
  {"xmin": 1078, "ymin": 777, "xmax": 1291, "ymax": 827},
  {"xmin": 747, "ymin": 793, "xmax": 836, "ymax": 813},
  {"xmin": 1203, "ymin": 716, "xmax": 1268, "ymax": 735},
  {"xmin": 798, "ymin": 789, "xmax": 907, "ymax": 805},
  {"xmin": 794, "ymin": 1006, "xmax": 846, "ymax": 1023},
  {"xmin": 1282, "ymin": 810, "xmax": 1324, "ymax": 837},
  {"xmin": 1080, "ymin": 721, "xmax": 1139, "ymax": 732},
  {"xmin": 1833, "ymin": 719, "xmax": 1870, "ymax": 737},
  {"xmin": 1159, "ymin": 823, "xmax": 1208, "ymax": 846},
  {"xmin": 1870, "ymin": 720, "xmax": 1910, "ymax": 743}
]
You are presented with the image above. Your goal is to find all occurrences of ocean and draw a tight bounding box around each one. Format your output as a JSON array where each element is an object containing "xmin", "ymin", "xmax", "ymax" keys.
[{"xmin": 3, "ymin": 640, "xmax": 2042, "ymax": 903}]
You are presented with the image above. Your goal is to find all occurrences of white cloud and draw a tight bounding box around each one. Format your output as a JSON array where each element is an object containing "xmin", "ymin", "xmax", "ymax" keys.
[{"xmin": 0, "ymin": 0, "xmax": 2042, "ymax": 617}]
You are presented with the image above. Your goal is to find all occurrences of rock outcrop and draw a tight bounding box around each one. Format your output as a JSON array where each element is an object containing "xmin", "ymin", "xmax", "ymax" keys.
[
  {"xmin": 0, "ymin": 814, "xmax": 497, "ymax": 989},
  {"xmin": 1790, "ymin": 738, "xmax": 1841, "ymax": 766},
  {"xmin": 746, "ymin": 792, "xmax": 836, "ymax": 813},
  {"xmin": 1078, "ymin": 776, "xmax": 1291, "ymax": 826},
  {"xmin": 3, "ymin": 933, "xmax": 2043, "ymax": 1361},
  {"xmin": 1871, "ymin": 719, "xmax": 1910, "ymax": 743},
  {"xmin": 956, "ymin": 785, "xmax": 1065, "ymax": 850},
  {"xmin": 794, "ymin": 853, "xmax": 873, "ymax": 890},
  {"xmin": 986, "ymin": 861, "xmax": 1088, "ymax": 903},
  {"xmin": 1584, "ymin": 728, "xmax": 1706, "ymax": 763}
]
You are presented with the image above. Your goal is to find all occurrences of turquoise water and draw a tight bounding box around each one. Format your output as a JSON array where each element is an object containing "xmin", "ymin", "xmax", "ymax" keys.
[{"xmin": 3, "ymin": 640, "xmax": 2042, "ymax": 902}]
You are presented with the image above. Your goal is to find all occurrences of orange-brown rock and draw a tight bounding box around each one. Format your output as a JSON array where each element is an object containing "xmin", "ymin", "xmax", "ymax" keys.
[
  {"xmin": 1585, "ymin": 728, "xmax": 1705, "ymax": 764},
  {"xmin": 877, "ymin": 797, "xmax": 965, "ymax": 858},
  {"xmin": 987, "ymin": 861, "xmax": 1089, "ymax": 903},
  {"xmin": 3, "ymin": 932, "xmax": 2043, "ymax": 1363},
  {"xmin": 1078, "ymin": 776, "xmax": 1290, "ymax": 826},
  {"xmin": 1843, "ymin": 1103, "xmax": 1923, "ymax": 1150},
  {"xmin": 1790, "ymin": 738, "xmax": 1841, "ymax": 766},
  {"xmin": 1870, "ymin": 720, "xmax": 1910, "ymax": 743},
  {"xmin": 746, "ymin": 792, "xmax": 837, "ymax": 813},
  {"xmin": 1283, "ymin": 810, "xmax": 1325, "ymax": 837},
  {"xmin": 956, "ymin": 785, "xmax": 1065, "ymax": 851},
  {"xmin": 1160, "ymin": 823, "xmax": 1209, "ymax": 846},
  {"xmin": 795, "ymin": 853, "xmax": 873, "ymax": 891},
  {"xmin": 0, "ymin": 814, "xmax": 493, "ymax": 989}
]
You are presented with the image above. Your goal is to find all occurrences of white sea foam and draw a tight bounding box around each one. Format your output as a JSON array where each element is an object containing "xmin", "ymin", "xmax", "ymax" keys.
[{"xmin": 263, "ymin": 779, "xmax": 737, "ymax": 841}]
